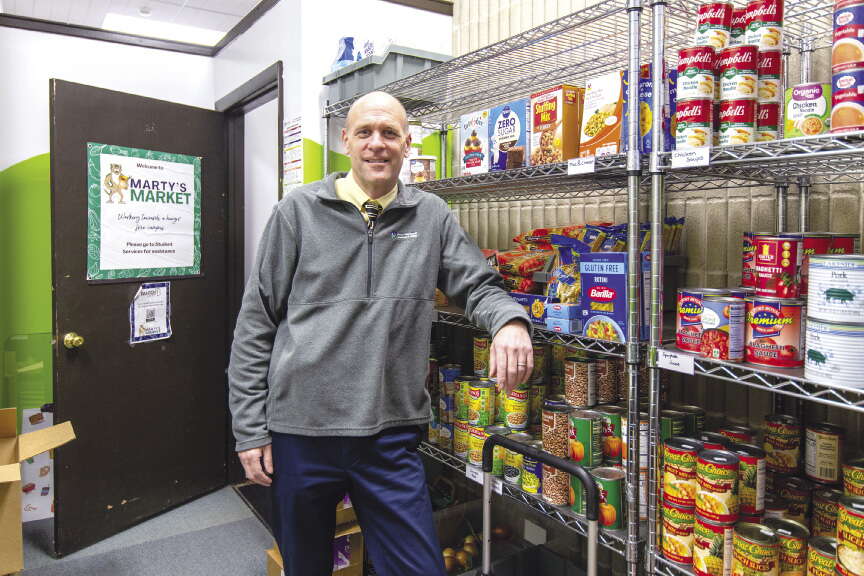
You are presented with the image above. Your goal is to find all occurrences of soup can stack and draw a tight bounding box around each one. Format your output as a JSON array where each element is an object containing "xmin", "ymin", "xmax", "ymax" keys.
[
  {"xmin": 718, "ymin": 44, "xmax": 759, "ymax": 146},
  {"xmin": 756, "ymin": 48, "xmax": 782, "ymax": 141},
  {"xmin": 832, "ymin": 0, "xmax": 864, "ymax": 134}
]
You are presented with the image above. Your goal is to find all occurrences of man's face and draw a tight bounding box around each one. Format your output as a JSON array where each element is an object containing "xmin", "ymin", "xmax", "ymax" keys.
[{"xmin": 342, "ymin": 100, "xmax": 411, "ymax": 193}]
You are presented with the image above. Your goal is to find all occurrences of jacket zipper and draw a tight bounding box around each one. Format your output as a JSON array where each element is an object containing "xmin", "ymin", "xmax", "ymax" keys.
[{"xmin": 367, "ymin": 225, "xmax": 374, "ymax": 297}]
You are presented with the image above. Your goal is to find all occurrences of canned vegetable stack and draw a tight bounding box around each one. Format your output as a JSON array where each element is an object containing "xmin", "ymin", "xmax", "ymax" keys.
[{"xmin": 832, "ymin": 0, "xmax": 864, "ymax": 134}]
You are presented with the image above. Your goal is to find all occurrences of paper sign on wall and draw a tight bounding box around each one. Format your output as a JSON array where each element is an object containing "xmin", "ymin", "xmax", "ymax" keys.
[
  {"xmin": 283, "ymin": 117, "xmax": 303, "ymax": 195},
  {"xmin": 87, "ymin": 142, "xmax": 201, "ymax": 281},
  {"xmin": 129, "ymin": 282, "xmax": 172, "ymax": 344}
]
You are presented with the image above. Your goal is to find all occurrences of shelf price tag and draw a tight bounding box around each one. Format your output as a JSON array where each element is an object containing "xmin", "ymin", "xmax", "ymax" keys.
[
  {"xmin": 567, "ymin": 156, "xmax": 595, "ymax": 175},
  {"xmin": 465, "ymin": 465, "xmax": 503, "ymax": 494},
  {"xmin": 671, "ymin": 148, "xmax": 710, "ymax": 169},
  {"xmin": 657, "ymin": 349, "xmax": 695, "ymax": 375}
]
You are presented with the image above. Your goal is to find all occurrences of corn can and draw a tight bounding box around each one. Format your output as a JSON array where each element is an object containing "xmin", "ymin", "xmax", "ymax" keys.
[
  {"xmin": 805, "ymin": 423, "xmax": 844, "ymax": 485},
  {"xmin": 454, "ymin": 376, "xmax": 473, "ymax": 421},
  {"xmin": 720, "ymin": 425, "xmax": 757, "ymax": 444},
  {"xmin": 837, "ymin": 496, "xmax": 864, "ymax": 576},
  {"xmin": 662, "ymin": 499, "xmax": 696, "ymax": 564},
  {"xmin": 453, "ymin": 419, "xmax": 470, "ymax": 460},
  {"xmin": 473, "ymin": 336, "xmax": 490, "ymax": 377},
  {"xmin": 521, "ymin": 440, "xmax": 544, "ymax": 494},
  {"xmin": 732, "ymin": 522, "xmax": 780, "ymax": 576},
  {"xmin": 697, "ymin": 450, "xmax": 741, "ymax": 523},
  {"xmin": 693, "ymin": 513, "xmax": 735, "ymax": 576},
  {"xmin": 504, "ymin": 432, "xmax": 532, "ymax": 486},
  {"xmin": 734, "ymin": 443, "xmax": 767, "ymax": 515},
  {"xmin": 763, "ymin": 517, "xmax": 810, "ymax": 576},
  {"xmin": 677, "ymin": 405, "xmax": 707, "ymax": 436},
  {"xmin": 702, "ymin": 431, "xmax": 733, "ymax": 451},
  {"xmin": 572, "ymin": 466, "xmax": 624, "ymax": 529},
  {"xmin": 468, "ymin": 379, "xmax": 495, "ymax": 427},
  {"xmin": 485, "ymin": 425, "xmax": 509, "ymax": 476},
  {"xmin": 812, "ymin": 487, "xmax": 843, "ymax": 539},
  {"xmin": 765, "ymin": 414, "xmax": 802, "ymax": 475},
  {"xmin": 807, "ymin": 536, "xmax": 837, "ymax": 576},
  {"xmin": 664, "ymin": 437, "xmax": 704, "ymax": 508},
  {"xmin": 468, "ymin": 425, "xmax": 489, "ymax": 467},
  {"xmin": 503, "ymin": 387, "xmax": 530, "ymax": 430},
  {"xmin": 844, "ymin": 458, "xmax": 864, "ymax": 497},
  {"xmin": 776, "ymin": 475, "xmax": 813, "ymax": 527},
  {"xmin": 569, "ymin": 410, "xmax": 604, "ymax": 467}
]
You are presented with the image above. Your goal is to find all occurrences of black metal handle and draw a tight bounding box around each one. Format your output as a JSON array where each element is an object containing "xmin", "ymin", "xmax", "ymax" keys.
[{"xmin": 481, "ymin": 433, "xmax": 600, "ymax": 521}]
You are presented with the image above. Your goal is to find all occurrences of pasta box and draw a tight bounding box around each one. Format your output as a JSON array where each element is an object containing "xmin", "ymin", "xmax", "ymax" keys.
[
  {"xmin": 545, "ymin": 317, "xmax": 583, "ymax": 334},
  {"xmin": 489, "ymin": 99, "xmax": 530, "ymax": 170},
  {"xmin": 459, "ymin": 110, "xmax": 490, "ymax": 175},
  {"xmin": 547, "ymin": 302, "xmax": 581, "ymax": 319},
  {"xmin": 509, "ymin": 292, "xmax": 552, "ymax": 325},
  {"xmin": 579, "ymin": 253, "xmax": 649, "ymax": 343}
]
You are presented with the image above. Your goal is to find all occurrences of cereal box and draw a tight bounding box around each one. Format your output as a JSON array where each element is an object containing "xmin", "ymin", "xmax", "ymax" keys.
[
  {"xmin": 529, "ymin": 85, "xmax": 584, "ymax": 165},
  {"xmin": 459, "ymin": 110, "xmax": 490, "ymax": 175},
  {"xmin": 622, "ymin": 63, "xmax": 673, "ymax": 154},
  {"xmin": 489, "ymin": 99, "xmax": 530, "ymax": 171},
  {"xmin": 580, "ymin": 71, "xmax": 626, "ymax": 158}
]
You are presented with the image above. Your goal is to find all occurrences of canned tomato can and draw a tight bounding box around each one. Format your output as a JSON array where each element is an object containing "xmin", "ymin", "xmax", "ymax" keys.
[
  {"xmin": 804, "ymin": 320, "xmax": 864, "ymax": 387},
  {"xmin": 439, "ymin": 421, "xmax": 454, "ymax": 452},
  {"xmin": 702, "ymin": 431, "xmax": 733, "ymax": 451},
  {"xmin": 776, "ymin": 475, "xmax": 813, "ymax": 526},
  {"xmin": 693, "ymin": 513, "xmax": 735, "ymax": 576},
  {"xmin": 831, "ymin": 69, "xmax": 864, "ymax": 135},
  {"xmin": 755, "ymin": 235, "xmax": 804, "ymax": 298},
  {"xmin": 758, "ymin": 49, "xmax": 783, "ymax": 102},
  {"xmin": 734, "ymin": 443, "xmax": 767, "ymax": 515},
  {"xmin": 662, "ymin": 499, "xmax": 696, "ymax": 564},
  {"xmin": 521, "ymin": 440, "xmax": 544, "ymax": 494},
  {"xmin": 763, "ymin": 517, "xmax": 810, "ymax": 576},
  {"xmin": 504, "ymin": 432, "xmax": 532, "ymax": 486},
  {"xmin": 664, "ymin": 437, "xmax": 704, "ymax": 508},
  {"xmin": 813, "ymin": 487, "xmax": 844, "ymax": 538},
  {"xmin": 468, "ymin": 425, "xmax": 489, "ymax": 467},
  {"xmin": 730, "ymin": 6, "xmax": 748, "ymax": 45},
  {"xmin": 661, "ymin": 410, "xmax": 689, "ymax": 441},
  {"xmin": 697, "ymin": 449, "xmax": 741, "ymax": 523},
  {"xmin": 543, "ymin": 464, "xmax": 570, "ymax": 506},
  {"xmin": 621, "ymin": 410, "xmax": 649, "ymax": 470},
  {"xmin": 765, "ymin": 492, "xmax": 789, "ymax": 519},
  {"xmin": 563, "ymin": 357, "xmax": 597, "ymax": 407},
  {"xmin": 837, "ymin": 496, "xmax": 864, "ymax": 575},
  {"xmin": 676, "ymin": 98, "xmax": 714, "ymax": 148},
  {"xmin": 678, "ymin": 46, "xmax": 718, "ymax": 99},
  {"xmin": 503, "ymin": 387, "xmax": 530, "ymax": 430},
  {"xmin": 745, "ymin": 0, "xmax": 784, "ymax": 50},
  {"xmin": 745, "ymin": 297, "xmax": 805, "ymax": 367},
  {"xmin": 596, "ymin": 405, "xmax": 626, "ymax": 464},
  {"xmin": 572, "ymin": 466, "xmax": 624, "ymax": 528},
  {"xmin": 719, "ymin": 425, "xmax": 757, "ymax": 444},
  {"xmin": 700, "ymin": 295, "xmax": 746, "ymax": 361},
  {"xmin": 719, "ymin": 45, "xmax": 759, "ymax": 100},
  {"xmin": 844, "ymin": 458, "xmax": 864, "ymax": 497},
  {"xmin": 807, "ymin": 255, "xmax": 864, "ymax": 323},
  {"xmin": 454, "ymin": 376, "xmax": 473, "ymax": 421},
  {"xmin": 732, "ymin": 522, "xmax": 780, "ymax": 575},
  {"xmin": 829, "ymin": 234, "xmax": 858, "ymax": 255},
  {"xmin": 677, "ymin": 405, "xmax": 707, "ymax": 436},
  {"xmin": 744, "ymin": 231, "xmax": 774, "ymax": 287},
  {"xmin": 694, "ymin": 0, "xmax": 734, "ymax": 48},
  {"xmin": 765, "ymin": 414, "xmax": 802, "ymax": 475},
  {"xmin": 453, "ymin": 419, "xmax": 470, "ymax": 460},
  {"xmin": 757, "ymin": 102, "xmax": 781, "ymax": 141},
  {"xmin": 806, "ymin": 423, "xmax": 845, "ymax": 485},
  {"xmin": 719, "ymin": 99, "xmax": 757, "ymax": 145},
  {"xmin": 568, "ymin": 410, "xmax": 603, "ymax": 467},
  {"xmin": 542, "ymin": 396, "xmax": 572, "ymax": 459},
  {"xmin": 473, "ymin": 337, "xmax": 490, "ymax": 377},
  {"xmin": 678, "ymin": 288, "xmax": 731, "ymax": 352},
  {"xmin": 807, "ymin": 536, "xmax": 838, "ymax": 576},
  {"xmin": 468, "ymin": 379, "xmax": 495, "ymax": 426},
  {"xmin": 833, "ymin": 0, "xmax": 864, "ymax": 73}
]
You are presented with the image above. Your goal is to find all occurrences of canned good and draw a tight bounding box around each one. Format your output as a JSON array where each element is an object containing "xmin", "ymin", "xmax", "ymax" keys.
[
  {"xmin": 662, "ymin": 499, "xmax": 696, "ymax": 564},
  {"xmin": 719, "ymin": 99, "xmax": 758, "ymax": 145},
  {"xmin": 702, "ymin": 431, "xmax": 733, "ymax": 451},
  {"xmin": 473, "ymin": 337, "xmax": 490, "ymax": 377},
  {"xmin": 732, "ymin": 522, "xmax": 780, "ymax": 575},
  {"xmin": 676, "ymin": 98, "xmax": 714, "ymax": 148},
  {"xmin": 542, "ymin": 396, "xmax": 572, "ymax": 459},
  {"xmin": 694, "ymin": 0, "xmax": 734, "ymax": 48},
  {"xmin": 678, "ymin": 288, "xmax": 731, "ymax": 352},
  {"xmin": 806, "ymin": 423, "xmax": 845, "ymax": 485},
  {"xmin": 569, "ymin": 410, "xmax": 603, "ymax": 467},
  {"xmin": 807, "ymin": 536, "xmax": 838, "ymax": 576},
  {"xmin": 697, "ymin": 450, "xmax": 740, "ymax": 523},
  {"xmin": 785, "ymin": 83, "xmax": 832, "ymax": 138},
  {"xmin": 595, "ymin": 357, "xmax": 618, "ymax": 403},
  {"xmin": 504, "ymin": 432, "xmax": 532, "ymax": 486},
  {"xmin": 784, "ymin": 232, "xmax": 836, "ymax": 295},
  {"xmin": 454, "ymin": 376, "xmax": 473, "ymax": 421},
  {"xmin": 757, "ymin": 102, "xmax": 781, "ymax": 141},
  {"xmin": 829, "ymin": 233, "xmax": 859, "ymax": 255},
  {"xmin": 837, "ymin": 496, "xmax": 864, "ymax": 576},
  {"xmin": 765, "ymin": 414, "xmax": 802, "ymax": 475},
  {"xmin": 622, "ymin": 411, "xmax": 649, "ymax": 470},
  {"xmin": 503, "ymin": 387, "xmax": 530, "ymax": 430},
  {"xmin": 833, "ymin": 0, "xmax": 864, "ymax": 73},
  {"xmin": 678, "ymin": 46, "xmax": 718, "ymax": 99},
  {"xmin": 758, "ymin": 49, "xmax": 782, "ymax": 102},
  {"xmin": 564, "ymin": 357, "xmax": 597, "ymax": 407},
  {"xmin": 677, "ymin": 405, "xmax": 707, "ymax": 436},
  {"xmin": 596, "ymin": 405, "xmax": 626, "ymax": 464},
  {"xmin": 485, "ymin": 425, "xmax": 509, "ymax": 475},
  {"xmin": 428, "ymin": 416, "xmax": 439, "ymax": 446},
  {"xmin": 755, "ymin": 235, "xmax": 804, "ymax": 298},
  {"xmin": 807, "ymin": 255, "xmax": 864, "ymax": 323},
  {"xmin": 804, "ymin": 320, "xmax": 864, "ymax": 388},
  {"xmin": 427, "ymin": 357, "xmax": 439, "ymax": 396},
  {"xmin": 719, "ymin": 45, "xmax": 759, "ymax": 100},
  {"xmin": 766, "ymin": 492, "xmax": 790, "ymax": 519},
  {"xmin": 468, "ymin": 379, "xmax": 495, "ymax": 426},
  {"xmin": 745, "ymin": 0, "xmax": 784, "ymax": 50},
  {"xmin": 844, "ymin": 459, "xmax": 864, "ymax": 497},
  {"xmin": 730, "ymin": 6, "xmax": 748, "ymax": 46},
  {"xmin": 720, "ymin": 425, "xmax": 758, "ymax": 444},
  {"xmin": 693, "ymin": 513, "xmax": 735, "ymax": 576},
  {"xmin": 454, "ymin": 419, "xmax": 470, "ymax": 460},
  {"xmin": 468, "ymin": 426, "xmax": 489, "ymax": 467},
  {"xmin": 743, "ymin": 232, "xmax": 771, "ymax": 287},
  {"xmin": 813, "ymin": 487, "xmax": 843, "ymax": 538},
  {"xmin": 700, "ymin": 295, "xmax": 746, "ymax": 361},
  {"xmin": 733, "ymin": 286, "xmax": 759, "ymax": 299},
  {"xmin": 529, "ymin": 382, "xmax": 546, "ymax": 425},
  {"xmin": 745, "ymin": 297, "xmax": 805, "ymax": 367},
  {"xmin": 776, "ymin": 476, "xmax": 813, "ymax": 527},
  {"xmin": 664, "ymin": 437, "xmax": 704, "ymax": 508},
  {"xmin": 439, "ymin": 422, "xmax": 454, "ymax": 452},
  {"xmin": 521, "ymin": 440, "xmax": 544, "ymax": 494},
  {"xmin": 832, "ymin": 69, "xmax": 864, "ymax": 135},
  {"xmin": 734, "ymin": 443, "xmax": 767, "ymax": 515},
  {"xmin": 439, "ymin": 363, "xmax": 462, "ymax": 385},
  {"xmin": 661, "ymin": 410, "xmax": 689, "ymax": 441},
  {"xmin": 763, "ymin": 517, "xmax": 810, "ymax": 576},
  {"xmin": 439, "ymin": 389, "xmax": 455, "ymax": 424},
  {"xmin": 543, "ymin": 464, "xmax": 570, "ymax": 506},
  {"xmin": 572, "ymin": 466, "xmax": 624, "ymax": 529}
]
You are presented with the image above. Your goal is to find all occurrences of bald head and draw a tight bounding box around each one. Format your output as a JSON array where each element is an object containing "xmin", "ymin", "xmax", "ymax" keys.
[{"xmin": 346, "ymin": 91, "xmax": 409, "ymax": 133}]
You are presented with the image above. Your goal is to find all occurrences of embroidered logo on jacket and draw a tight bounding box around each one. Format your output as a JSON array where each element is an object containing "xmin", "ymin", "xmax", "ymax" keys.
[{"xmin": 390, "ymin": 231, "xmax": 418, "ymax": 240}]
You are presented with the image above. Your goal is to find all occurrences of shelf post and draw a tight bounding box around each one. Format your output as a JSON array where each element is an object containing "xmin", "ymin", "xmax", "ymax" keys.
[
  {"xmin": 798, "ymin": 37, "xmax": 814, "ymax": 233},
  {"xmin": 626, "ymin": 1, "xmax": 643, "ymax": 575},
  {"xmin": 440, "ymin": 124, "xmax": 448, "ymax": 180},
  {"xmin": 323, "ymin": 106, "xmax": 331, "ymax": 176},
  {"xmin": 776, "ymin": 184, "xmax": 789, "ymax": 233}
]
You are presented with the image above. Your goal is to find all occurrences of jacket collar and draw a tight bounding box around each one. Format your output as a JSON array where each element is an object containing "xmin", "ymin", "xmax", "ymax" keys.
[{"xmin": 317, "ymin": 172, "xmax": 421, "ymax": 208}]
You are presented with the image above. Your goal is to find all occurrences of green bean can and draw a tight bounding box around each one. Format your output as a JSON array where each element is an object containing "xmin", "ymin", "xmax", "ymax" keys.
[
  {"xmin": 661, "ymin": 409, "xmax": 688, "ymax": 442},
  {"xmin": 596, "ymin": 405, "xmax": 626, "ymax": 464},
  {"xmin": 568, "ymin": 410, "xmax": 604, "ymax": 467},
  {"xmin": 468, "ymin": 379, "xmax": 495, "ymax": 427},
  {"xmin": 571, "ymin": 466, "xmax": 624, "ymax": 530},
  {"xmin": 504, "ymin": 432, "xmax": 533, "ymax": 486},
  {"xmin": 521, "ymin": 440, "xmax": 544, "ymax": 495},
  {"xmin": 485, "ymin": 425, "xmax": 510, "ymax": 476}
]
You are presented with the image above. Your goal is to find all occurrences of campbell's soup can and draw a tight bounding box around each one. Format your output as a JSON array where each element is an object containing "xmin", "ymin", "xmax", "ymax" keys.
[
  {"xmin": 676, "ymin": 98, "xmax": 714, "ymax": 148},
  {"xmin": 831, "ymin": 68, "xmax": 864, "ymax": 134},
  {"xmin": 745, "ymin": 297, "xmax": 805, "ymax": 367},
  {"xmin": 833, "ymin": 0, "xmax": 864, "ymax": 73},
  {"xmin": 719, "ymin": 99, "xmax": 757, "ymax": 145},
  {"xmin": 719, "ymin": 45, "xmax": 759, "ymax": 100},
  {"xmin": 755, "ymin": 235, "xmax": 803, "ymax": 298},
  {"xmin": 757, "ymin": 102, "xmax": 781, "ymax": 141},
  {"xmin": 694, "ymin": 0, "xmax": 734, "ymax": 49},
  {"xmin": 745, "ymin": 0, "xmax": 784, "ymax": 50},
  {"xmin": 677, "ymin": 288, "xmax": 732, "ymax": 352},
  {"xmin": 700, "ymin": 295, "xmax": 745, "ymax": 362},
  {"xmin": 758, "ymin": 49, "xmax": 783, "ymax": 102},
  {"xmin": 730, "ymin": 6, "xmax": 748, "ymax": 45},
  {"xmin": 678, "ymin": 46, "xmax": 718, "ymax": 99}
]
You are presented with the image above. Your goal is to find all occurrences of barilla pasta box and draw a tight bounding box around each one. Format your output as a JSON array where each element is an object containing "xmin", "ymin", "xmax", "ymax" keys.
[
  {"xmin": 580, "ymin": 253, "xmax": 648, "ymax": 343},
  {"xmin": 489, "ymin": 99, "xmax": 530, "ymax": 171},
  {"xmin": 547, "ymin": 302, "xmax": 581, "ymax": 319},
  {"xmin": 459, "ymin": 110, "xmax": 490, "ymax": 175},
  {"xmin": 622, "ymin": 64, "xmax": 674, "ymax": 153},
  {"xmin": 509, "ymin": 292, "xmax": 551, "ymax": 325},
  {"xmin": 545, "ymin": 317, "xmax": 583, "ymax": 334},
  {"xmin": 580, "ymin": 71, "xmax": 626, "ymax": 158},
  {"xmin": 529, "ymin": 85, "xmax": 584, "ymax": 166}
]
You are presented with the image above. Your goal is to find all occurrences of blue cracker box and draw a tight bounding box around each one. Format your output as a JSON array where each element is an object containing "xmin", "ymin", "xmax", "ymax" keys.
[
  {"xmin": 579, "ymin": 253, "xmax": 648, "ymax": 343},
  {"xmin": 545, "ymin": 317, "xmax": 583, "ymax": 334},
  {"xmin": 622, "ymin": 64, "xmax": 674, "ymax": 154},
  {"xmin": 489, "ymin": 99, "xmax": 530, "ymax": 171},
  {"xmin": 547, "ymin": 302, "xmax": 581, "ymax": 320},
  {"xmin": 509, "ymin": 292, "xmax": 551, "ymax": 325}
]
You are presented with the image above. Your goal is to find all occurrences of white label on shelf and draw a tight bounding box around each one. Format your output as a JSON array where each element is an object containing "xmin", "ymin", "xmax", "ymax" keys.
[
  {"xmin": 671, "ymin": 148, "xmax": 710, "ymax": 169},
  {"xmin": 465, "ymin": 465, "xmax": 503, "ymax": 494},
  {"xmin": 657, "ymin": 349, "xmax": 695, "ymax": 375},
  {"xmin": 493, "ymin": 478, "xmax": 503, "ymax": 495},
  {"xmin": 567, "ymin": 156, "xmax": 596, "ymax": 175}
]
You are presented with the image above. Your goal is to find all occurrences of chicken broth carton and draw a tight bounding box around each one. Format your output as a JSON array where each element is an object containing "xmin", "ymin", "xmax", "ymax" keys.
[
  {"xmin": 459, "ymin": 110, "xmax": 490, "ymax": 175},
  {"xmin": 529, "ymin": 85, "xmax": 584, "ymax": 165}
]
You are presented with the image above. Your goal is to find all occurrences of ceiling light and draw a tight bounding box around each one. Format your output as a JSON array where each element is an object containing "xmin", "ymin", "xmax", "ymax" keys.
[
  {"xmin": 102, "ymin": 13, "xmax": 224, "ymax": 46},
  {"xmin": 138, "ymin": 6, "xmax": 151, "ymax": 17}
]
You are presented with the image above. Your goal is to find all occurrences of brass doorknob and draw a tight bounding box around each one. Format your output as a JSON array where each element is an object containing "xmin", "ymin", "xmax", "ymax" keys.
[{"xmin": 63, "ymin": 332, "xmax": 85, "ymax": 349}]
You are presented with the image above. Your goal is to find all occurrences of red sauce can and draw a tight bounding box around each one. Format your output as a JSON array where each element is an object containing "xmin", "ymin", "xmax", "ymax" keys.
[
  {"xmin": 743, "ymin": 231, "xmax": 772, "ymax": 286},
  {"xmin": 719, "ymin": 45, "xmax": 759, "ymax": 100},
  {"xmin": 754, "ymin": 235, "xmax": 803, "ymax": 298},
  {"xmin": 719, "ymin": 99, "xmax": 757, "ymax": 145},
  {"xmin": 757, "ymin": 102, "xmax": 781, "ymax": 141},
  {"xmin": 677, "ymin": 288, "xmax": 732, "ymax": 353},
  {"xmin": 833, "ymin": 0, "xmax": 864, "ymax": 73},
  {"xmin": 700, "ymin": 296, "xmax": 745, "ymax": 362},
  {"xmin": 745, "ymin": 297, "xmax": 805, "ymax": 367},
  {"xmin": 829, "ymin": 233, "xmax": 858, "ymax": 254},
  {"xmin": 831, "ymin": 68, "xmax": 864, "ymax": 134},
  {"xmin": 695, "ymin": 0, "xmax": 734, "ymax": 49}
]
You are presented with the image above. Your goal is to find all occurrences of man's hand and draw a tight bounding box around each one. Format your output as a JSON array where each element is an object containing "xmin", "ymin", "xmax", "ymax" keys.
[
  {"xmin": 489, "ymin": 320, "xmax": 533, "ymax": 394},
  {"xmin": 239, "ymin": 444, "xmax": 273, "ymax": 486}
]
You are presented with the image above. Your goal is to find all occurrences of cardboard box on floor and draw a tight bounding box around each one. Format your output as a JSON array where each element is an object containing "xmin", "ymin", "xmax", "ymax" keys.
[
  {"xmin": 266, "ymin": 523, "xmax": 363, "ymax": 576},
  {"xmin": 0, "ymin": 408, "xmax": 76, "ymax": 574}
]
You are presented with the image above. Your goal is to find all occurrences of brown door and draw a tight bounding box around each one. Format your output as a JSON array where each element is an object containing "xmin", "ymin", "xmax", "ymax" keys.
[{"xmin": 49, "ymin": 80, "xmax": 230, "ymax": 556}]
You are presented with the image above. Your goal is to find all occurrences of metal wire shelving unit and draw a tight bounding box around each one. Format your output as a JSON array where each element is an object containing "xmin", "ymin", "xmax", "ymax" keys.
[{"xmin": 653, "ymin": 554, "xmax": 695, "ymax": 576}]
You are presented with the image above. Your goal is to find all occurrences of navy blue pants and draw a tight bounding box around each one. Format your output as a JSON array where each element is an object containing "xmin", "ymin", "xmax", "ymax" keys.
[{"xmin": 270, "ymin": 425, "xmax": 447, "ymax": 576}]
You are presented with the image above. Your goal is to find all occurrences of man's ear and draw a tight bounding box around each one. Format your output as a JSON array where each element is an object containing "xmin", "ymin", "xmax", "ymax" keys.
[
  {"xmin": 403, "ymin": 133, "xmax": 412, "ymax": 158},
  {"xmin": 341, "ymin": 128, "xmax": 350, "ymax": 154}
]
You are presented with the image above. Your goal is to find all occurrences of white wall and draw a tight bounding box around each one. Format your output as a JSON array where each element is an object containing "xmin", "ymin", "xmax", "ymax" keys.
[
  {"xmin": 0, "ymin": 26, "xmax": 215, "ymax": 171},
  {"xmin": 243, "ymin": 99, "xmax": 280, "ymax": 280}
]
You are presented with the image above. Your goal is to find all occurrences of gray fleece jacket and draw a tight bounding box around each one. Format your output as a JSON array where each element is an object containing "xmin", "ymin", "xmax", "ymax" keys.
[{"xmin": 228, "ymin": 173, "xmax": 530, "ymax": 451}]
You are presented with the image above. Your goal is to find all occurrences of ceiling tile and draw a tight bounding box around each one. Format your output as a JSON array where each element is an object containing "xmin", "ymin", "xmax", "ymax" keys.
[
  {"xmin": 79, "ymin": 0, "xmax": 112, "ymax": 27},
  {"xmin": 173, "ymin": 7, "xmax": 238, "ymax": 31},
  {"xmin": 182, "ymin": 0, "xmax": 258, "ymax": 17},
  {"xmin": 32, "ymin": 0, "xmax": 51, "ymax": 19}
]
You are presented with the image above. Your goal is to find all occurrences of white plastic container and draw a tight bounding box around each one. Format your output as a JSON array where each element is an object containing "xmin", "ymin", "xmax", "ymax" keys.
[
  {"xmin": 805, "ymin": 319, "xmax": 864, "ymax": 387},
  {"xmin": 807, "ymin": 254, "xmax": 864, "ymax": 323}
]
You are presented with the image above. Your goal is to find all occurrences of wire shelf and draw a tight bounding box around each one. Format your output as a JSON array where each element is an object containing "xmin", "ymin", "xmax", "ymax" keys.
[
  {"xmin": 654, "ymin": 554, "xmax": 696, "ymax": 576},
  {"xmin": 657, "ymin": 347, "xmax": 864, "ymax": 413},
  {"xmin": 417, "ymin": 441, "xmax": 631, "ymax": 557}
]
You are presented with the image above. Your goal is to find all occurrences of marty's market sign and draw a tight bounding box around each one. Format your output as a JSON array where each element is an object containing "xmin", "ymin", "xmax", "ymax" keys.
[{"xmin": 87, "ymin": 143, "xmax": 201, "ymax": 280}]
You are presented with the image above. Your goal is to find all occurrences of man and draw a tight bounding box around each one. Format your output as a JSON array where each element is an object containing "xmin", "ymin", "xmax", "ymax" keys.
[{"xmin": 228, "ymin": 91, "xmax": 533, "ymax": 576}]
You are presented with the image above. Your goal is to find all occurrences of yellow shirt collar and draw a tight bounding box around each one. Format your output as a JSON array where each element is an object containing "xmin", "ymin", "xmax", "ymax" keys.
[{"xmin": 335, "ymin": 171, "xmax": 398, "ymax": 218}]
